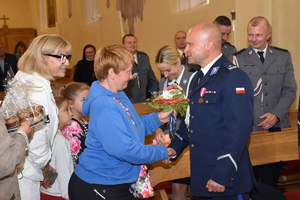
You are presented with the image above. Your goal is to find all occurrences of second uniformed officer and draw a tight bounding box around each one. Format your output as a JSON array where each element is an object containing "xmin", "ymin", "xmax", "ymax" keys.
[
  {"xmin": 234, "ymin": 16, "xmax": 297, "ymax": 189},
  {"xmin": 213, "ymin": 16, "xmax": 237, "ymax": 63}
]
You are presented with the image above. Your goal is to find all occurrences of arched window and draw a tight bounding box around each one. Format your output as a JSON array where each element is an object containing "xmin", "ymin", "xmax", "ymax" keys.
[{"xmin": 178, "ymin": 0, "xmax": 209, "ymax": 12}]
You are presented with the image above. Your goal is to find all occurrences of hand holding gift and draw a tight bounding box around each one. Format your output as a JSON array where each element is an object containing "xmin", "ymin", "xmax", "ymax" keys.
[
  {"xmin": 144, "ymin": 81, "xmax": 189, "ymax": 140},
  {"xmin": 1, "ymin": 80, "xmax": 46, "ymax": 134}
]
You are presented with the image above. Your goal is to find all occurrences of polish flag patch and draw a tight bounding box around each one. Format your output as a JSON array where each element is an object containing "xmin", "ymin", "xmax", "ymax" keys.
[{"xmin": 236, "ymin": 87, "xmax": 245, "ymax": 94}]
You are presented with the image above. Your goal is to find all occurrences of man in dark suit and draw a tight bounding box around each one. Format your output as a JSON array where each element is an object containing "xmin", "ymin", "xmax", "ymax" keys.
[
  {"xmin": 213, "ymin": 16, "xmax": 237, "ymax": 63},
  {"xmin": 174, "ymin": 30, "xmax": 187, "ymax": 64},
  {"xmin": 0, "ymin": 42, "xmax": 18, "ymax": 91},
  {"xmin": 165, "ymin": 22, "xmax": 256, "ymax": 199},
  {"xmin": 234, "ymin": 16, "xmax": 297, "ymax": 189},
  {"xmin": 122, "ymin": 34, "xmax": 159, "ymax": 103}
]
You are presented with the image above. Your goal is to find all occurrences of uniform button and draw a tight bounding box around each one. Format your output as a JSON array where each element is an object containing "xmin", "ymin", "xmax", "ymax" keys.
[
  {"xmin": 263, "ymin": 72, "xmax": 267, "ymax": 75},
  {"xmin": 263, "ymin": 82, "xmax": 267, "ymax": 86},
  {"xmin": 230, "ymin": 178, "xmax": 234, "ymax": 181},
  {"xmin": 191, "ymin": 115, "xmax": 194, "ymax": 119},
  {"xmin": 191, "ymin": 102, "xmax": 194, "ymax": 105},
  {"xmin": 264, "ymin": 93, "xmax": 268, "ymax": 96},
  {"xmin": 103, "ymin": 190, "xmax": 106, "ymax": 193},
  {"xmin": 205, "ymin": 100, "xmax": 208, "ymax": 103},
  {"xmin": 191, "ymin": 144, "xmax": 194, "ymax": 147},
  {"xmin": 189, "ymin": 130, "xmax": 193, "ymax": 133},
  {"xmin": 265, "ymin": 103, "xmax": 268, "ymax": 106}
]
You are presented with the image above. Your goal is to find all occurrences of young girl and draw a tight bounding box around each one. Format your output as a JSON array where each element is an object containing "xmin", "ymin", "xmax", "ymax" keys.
[
  {"xmin": 40, "ymin": 97, "xmax": 74, "ymax": 200},
  {"xmin": 60, "ymin": 82, "xmax": 90, "ymax": 168}
]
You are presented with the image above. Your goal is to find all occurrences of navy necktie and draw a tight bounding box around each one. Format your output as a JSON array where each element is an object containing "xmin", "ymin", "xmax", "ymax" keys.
[
  {"xmin": 257, "ymin": 51, "xmax": 264, "ymax": 63},
  {"xmin": 192, "ymin": 70, "xmax": 204, "ymax": 91}
]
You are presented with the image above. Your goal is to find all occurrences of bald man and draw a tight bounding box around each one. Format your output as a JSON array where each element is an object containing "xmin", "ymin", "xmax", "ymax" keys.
[
  {"xmin": 0, "ymin": 42, "xmax": 18, "ymax": 91},
  {"xmin": 166, "ymin": 23, "xmax": 256, "ymax": 199},
  {"xmin": 234, "ymin": 16, "xmax": 297, "ymax": 189},
  {"xmin": 213, "ymin": 16, "xmax": 237, "ymax": 62},
  {"xmin": 174, "ymin": 30, "xmax": 187, "ymax": 53}
]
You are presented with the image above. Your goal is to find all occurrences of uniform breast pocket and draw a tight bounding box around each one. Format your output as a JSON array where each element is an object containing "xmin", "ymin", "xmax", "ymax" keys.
[
  {"xmin": 242, "ymin": 65, "xmax": 261, "ymax": 76},
  {"xmin": 268, "ymin": 66, "xmax": 285, "ymax": 87},
  {"xmin": 194, "ymin": 94, "xmax": 218, "ymax": 120},
  {"xmin": 202, "ymin": 93, "xmax": 217, "ymax": 105}
]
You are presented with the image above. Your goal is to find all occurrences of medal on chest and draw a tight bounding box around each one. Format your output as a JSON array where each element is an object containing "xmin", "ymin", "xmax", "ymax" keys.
[{"xmin": 198, "ymin": 87, "xmax": 207, "ymax": 104}]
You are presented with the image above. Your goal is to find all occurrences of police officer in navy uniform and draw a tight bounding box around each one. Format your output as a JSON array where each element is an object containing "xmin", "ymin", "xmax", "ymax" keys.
[
  {"xmin": 213, "ymin": 16, "xmax": 237, "ymax": 63},
  {"xmin": 233, "ymin": 16, "xmax": 297, "ymax": 189},
  {"xmin": 165, "ymin": 22, "xmax": 256, "ymax": 199}
]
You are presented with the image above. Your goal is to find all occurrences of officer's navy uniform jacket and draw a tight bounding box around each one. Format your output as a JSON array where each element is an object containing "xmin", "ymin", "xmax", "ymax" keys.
[{"xmin": 169, "ymin": 55, "xmax": 257, "ymax": 197}]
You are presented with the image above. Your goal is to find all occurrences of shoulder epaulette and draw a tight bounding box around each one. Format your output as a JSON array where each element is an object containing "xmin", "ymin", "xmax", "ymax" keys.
[
  {"xmin": 233, "ymin": 48, "xmax": 246, "ymax": 56},
  {"xmin": 224, "ymin": 42, "xmax": 236, "ymax": 48},
  {"xmin": 272, "ymin": 46, "xmax": 288, "ymax": 52},
  {"xmin": 223, "ymin": 61, "xmax": 237, "ymax": 71}
]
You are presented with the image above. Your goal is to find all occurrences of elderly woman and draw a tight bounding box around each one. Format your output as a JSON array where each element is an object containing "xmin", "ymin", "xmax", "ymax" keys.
[
  {"xmin": 69, "ymin": 45, "xmax": 172, "ymax": 200},
  {"xmin": 155, "ymin": 45, "xmax": 196, "ymax": 200},
  {"xmin": 15, "ymin": 34, "xmax": 72, "ymax": 200}
]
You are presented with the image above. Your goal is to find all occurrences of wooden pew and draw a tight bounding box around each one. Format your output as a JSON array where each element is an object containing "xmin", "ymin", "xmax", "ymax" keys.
[{"xmin": 134, "ymin": 103, "xmax": 299, "ymax": 200}]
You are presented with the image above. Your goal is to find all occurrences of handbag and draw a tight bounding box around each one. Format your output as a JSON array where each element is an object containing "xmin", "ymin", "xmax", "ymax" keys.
[{"xmin": 129, "ymin": 164, "xmax": 155, "ymax": 198}]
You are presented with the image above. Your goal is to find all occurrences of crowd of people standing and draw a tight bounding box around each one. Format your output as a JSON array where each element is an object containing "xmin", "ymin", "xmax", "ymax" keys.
[{"xmin": 0, "ymin": 14, "xmax": 297, "ymax": 200}]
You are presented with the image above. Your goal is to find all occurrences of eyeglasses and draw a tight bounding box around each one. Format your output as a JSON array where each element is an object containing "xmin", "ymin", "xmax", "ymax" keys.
[{"xmin": 44, "ymin": 54, "xmax": 72, "ymax": 64}]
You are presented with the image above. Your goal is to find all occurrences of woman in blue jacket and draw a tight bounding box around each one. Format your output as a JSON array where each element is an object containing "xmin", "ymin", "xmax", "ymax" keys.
[{"xmin": 69, "ymin": 45, "xmax": 172, "ymax": 200}]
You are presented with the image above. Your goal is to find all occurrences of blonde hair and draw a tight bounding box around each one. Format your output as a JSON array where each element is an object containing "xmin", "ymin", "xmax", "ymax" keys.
[
  {"xmin": 18, "ymin": 34, "xmax": 72, "ymax": 80},
  {"xmin": 59, "ymin": 82, "xmax": 90, "ymax": 102},
  {"xmin": 94, "ymin": 45, "xmax": 134, "ymax": 81},
  {"xmin": 155, "ymin": 45, "xmax": 180, "ymax": 65}
]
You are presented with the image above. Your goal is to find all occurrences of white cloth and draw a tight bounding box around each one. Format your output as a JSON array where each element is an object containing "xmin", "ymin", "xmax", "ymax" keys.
[
  {"xmin": 184, "ymin": 72, "xmax": 197, "ymax": 127},
  {"xmin": 14, "ymin": 71, "xmax": 59, "ymax": 200},
  {"xmin": 40, "ymin": 132, "xmax": 73, "ymax": 200},
  {"xmin": 133, "ymin": 53, "xmax": 138, "ymax": 64},
  {"xmin": 18, "ymin": 177, "xmax": 41, "ymax": 200}
]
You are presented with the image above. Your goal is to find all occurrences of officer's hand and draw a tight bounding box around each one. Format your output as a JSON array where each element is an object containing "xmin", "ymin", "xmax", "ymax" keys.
[
  {"xmin": 155, "ymin": 129, "xmax": 165, "ymax": 144},
  {"xmin": 206, "ymin": 179, "xmax": 225, "ymax": 193},
  {"xmin": 257, "ymin": 113, "xmax": 278, "ymax": 129}
]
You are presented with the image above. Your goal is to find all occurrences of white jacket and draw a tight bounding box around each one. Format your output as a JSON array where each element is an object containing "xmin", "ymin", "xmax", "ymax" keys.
[
  {"xmin": 15, "ymin": 71, "xmax": 59, "ymax": 181},
  {"xmin": 40, "ymin": 132, "xmax": 73, "ymax": 199}
]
